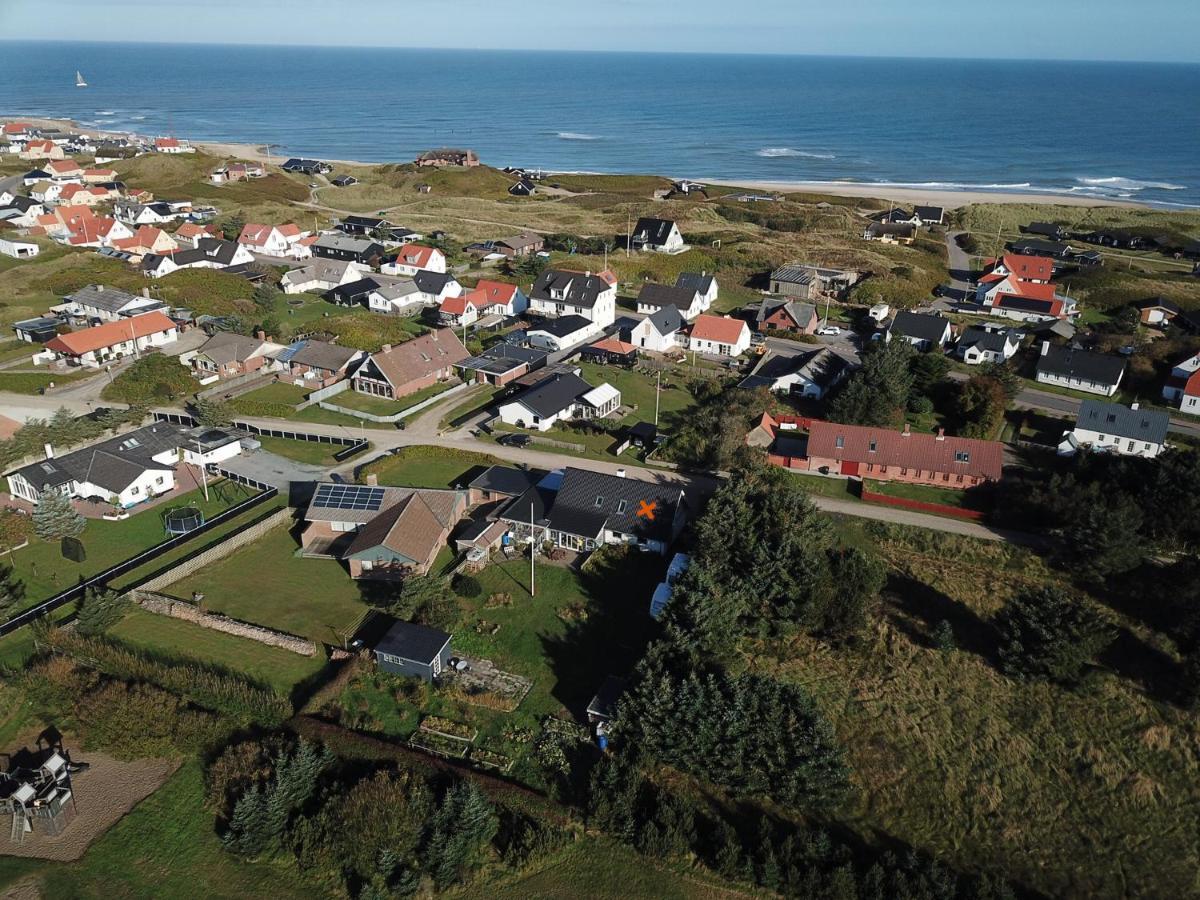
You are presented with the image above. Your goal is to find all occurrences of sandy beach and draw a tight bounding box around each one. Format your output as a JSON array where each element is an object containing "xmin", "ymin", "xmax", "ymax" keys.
[{"xmin": 2, "ymin": 115, "xmax": 1150, "ymax": 210}]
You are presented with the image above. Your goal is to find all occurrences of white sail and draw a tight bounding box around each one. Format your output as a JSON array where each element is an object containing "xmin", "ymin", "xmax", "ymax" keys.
[{"xmin": 75, "ymin": 71, "xmax": 87, "ymax": 87}]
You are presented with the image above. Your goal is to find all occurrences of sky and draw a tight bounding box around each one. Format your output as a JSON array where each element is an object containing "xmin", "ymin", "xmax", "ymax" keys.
[{"xmin": 2, "ymin": 0, "xmax": 1198, "ymax": 63}]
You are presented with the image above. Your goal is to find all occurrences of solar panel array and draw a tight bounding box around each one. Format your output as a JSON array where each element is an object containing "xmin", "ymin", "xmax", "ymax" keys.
[{"xmin": 313, "ymin": 483, "xmax": 386, "ymax": 512}]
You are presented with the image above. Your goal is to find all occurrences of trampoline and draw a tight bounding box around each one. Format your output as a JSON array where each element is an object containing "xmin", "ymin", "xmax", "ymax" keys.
[{"xmin": 163, "ymin": 506, "xmax": 205, "ymax": 535}]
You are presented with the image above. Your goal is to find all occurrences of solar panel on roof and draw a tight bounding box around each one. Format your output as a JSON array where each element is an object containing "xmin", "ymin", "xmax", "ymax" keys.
[{"xmin": 313, "ymin": 483, "xmax": 386, "ymax": 511}]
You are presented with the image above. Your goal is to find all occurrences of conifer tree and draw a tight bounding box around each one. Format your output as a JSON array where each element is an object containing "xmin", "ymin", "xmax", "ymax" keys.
[{"xmin": 32, "ymin": 489, "xmax": 85, "ymax": 541}]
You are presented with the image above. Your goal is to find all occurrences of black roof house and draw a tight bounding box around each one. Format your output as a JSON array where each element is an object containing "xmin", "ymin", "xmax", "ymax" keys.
[
  {"xmin": 530, "ymin": 270, "xmax": 612, "ymax": 309},
  {"xmin": 1024, "ymin": 222, "xmax": 1068, "ymax": 241},
  {"xmin": 370, "ymin": 617, "xmax": 452, "ymax": 682},
  {"xmin": 1008, "ymin": 238, "xmax": 1072, "ymax": 259},
  {"xmin": 1036, "ymin": 343, "xmax": 1126, "ymax": 388},
  {"xmin": 281, "ymin": 158, "xmax": 331, "ymax": 174},
  {"xmin": 675, "ymin": 271, "xmax": 716, "ymax": 295},
  {"xmin": 545, "ymin": 467, "xmax": 686, "ymax": 546},
  {"xmin": 1075, "ymin": 400, "xmax": 1169, "ymax": 447},
  {"xmin": 889, "ymin": 311, "xmax": 951, "ymax": 346},
  {"xmin": 637, "ymin": 283, "xmax": 699, "ymax": 312},
  {"xmin": 629, "ymin": 217, "xmax": 680, "ymax": 250},
  {"xmin": 528, "ymin": 315, "xmax": 593, "ymax": 340},
  {"xmin": 505, "ymin": 371, "xmax": 595, "ymax": 419}
]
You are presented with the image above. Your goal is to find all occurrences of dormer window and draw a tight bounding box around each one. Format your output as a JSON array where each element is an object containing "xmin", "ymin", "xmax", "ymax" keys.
[
  {"xmin": 616, "ymin": 500, "xmax": 627, "ymax": 514},
  {"xmin": 835, "ymin": 436, "xmax": 845, "ymax": 449},
  {"xmin": 868, "ymin": 440, "xmax": 877, "ymax": 453},
  {"xmin": 955, "ymin": 450, "xmax": 970, "ymax": 463}
]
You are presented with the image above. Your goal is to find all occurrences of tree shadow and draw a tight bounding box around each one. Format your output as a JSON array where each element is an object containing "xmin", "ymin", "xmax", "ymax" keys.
[
  {"xmin": 884, "ymin": 573, "xmax": 1001, "ymax": 665},
  {"xmin": 537, "ymin": 549, "xmax": 663, "ymax": 718},
  {"xmin": 1096, "ymin": 627, "xmax": 1180, "ymax": 704}
]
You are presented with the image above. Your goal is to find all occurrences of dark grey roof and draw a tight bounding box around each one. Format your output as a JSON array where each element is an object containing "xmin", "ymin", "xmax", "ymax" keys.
[
  {"xmin": 1076, "ymin": 400, "xmax": 1169, "ymax": 445},
  {"xmin": 637, "ymin": 283, "xmax": 698, "ymax": 312},
  {"xmin": 456, "ymin": 342, "xmax": 547, "ymax": 376},
  {"xmin": 64, "ymin": 285, "xmax": 143, "ymax": 314},
  {"xmin": 468, "ymin": 465, "xmax": 542, "ymax": 497},
  {"xmin": 890, "ymin": 311, "xmax": 950, "ymax": 343},
  {"xmin": 374, "ymin": 618, "xmax": 450, "ymax": 665},
  {"xmin": 742, "ymin": 346, "xmax": 852, "ymax": 390},
  {"xmin": 757, "ymin": 297, "xmax": 816, "ymax": 328},
  {"xmin": 413, "ymin": 270, "xmax": 457, "ymax": 295},
  {"xmin": 196, "ymin": 331, "xmax": 264, "ymax": 365},
  {"xmin": 507, "ymin": 372, "xmax": 594, "ymax": 418},
  {"xmin": 287, "ymin": 339, "xmax": 359, "ymax": 373},
  {"xmin": 547, "ymin": 467, "xmax": 685, "ymax": 542},
  {"xmin": 995, "ymin": 295, "xmax": 1059, "ymax": 314},
  {"xmin": 1134, "ymin": 296, "xmax": 1181, "ymax": 314},
  {"xmin": 1027, "ymin": 222, "xmax": 1066, "ymax": 238},
  {"xmin": 587, "ymin": 675, "xmax": 627, "ymax": 720},
  {"xmin": 1036, "ymin": 345, "xmax": 1125, "ymax": 386},
  {"xmin": 631, "ymin": 217, "xmax": 678, "ymax": 247},
  {"xmin": 498, "ymin": 485, "xmax": 555, "ymax": 525},
  {"xmin": 675, "ymin": 271, "xmax": 715, "ymax": 294},
  {"xmin": 958, "ymin": 325, "xmax": 1019, "ymax": 354},
  {"xmin": 312, "ymin": 234, "xmax": 383, "ymax": 257},
  {"xmin": 10, "ymin": 422, "xmax": 237, "ymax": 494},
  {"xmin": 644, "ymin": 305, "xmax": 684, "ymax": 335},
  {"xmin": 326, "ymin": 277, "xmax": 384, "ymax": 303},
  {"xmin": 3, "ymin": 196, "xmax": 38, "ymax": 213},
  {"xmin": 528, "ymin": 314, "xmax": 593, "ymax": 339},
  {"xmin": 531, "ymin": 269, "xmax": 612, "ymax": 308},
  {"xmin": 866, "ymin": 223, "xmax": 916, "ymax": 239},
  {"xmin": 1010, "ymin": 238, "xmax": 1070, "ymax": 257},
  {"xmin": 914, "ymin": 205, "xmax": 945, "ymax": 222},
  {"xmin": 769, "ymin": 264, "xmax": 817, "ymax": 285}
]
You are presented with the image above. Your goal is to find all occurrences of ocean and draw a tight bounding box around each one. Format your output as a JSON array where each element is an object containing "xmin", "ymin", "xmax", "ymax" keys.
[{"xmin": 3, "ymin": 41, "xmax": 1199, "ymax": 207}]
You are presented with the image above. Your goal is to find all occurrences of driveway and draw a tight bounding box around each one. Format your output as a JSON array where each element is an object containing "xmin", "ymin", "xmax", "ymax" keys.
[{"xmin": 945, "ymin": 230, "xmax": 975, "ymax": 291}]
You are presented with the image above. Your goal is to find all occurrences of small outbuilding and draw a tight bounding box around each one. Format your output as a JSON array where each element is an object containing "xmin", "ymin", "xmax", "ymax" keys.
[{"xmin": 372, "ymin": 618, "xmax": 452, "ymax": 682}]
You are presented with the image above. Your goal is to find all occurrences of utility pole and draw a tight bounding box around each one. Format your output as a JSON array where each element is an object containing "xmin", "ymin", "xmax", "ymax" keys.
[
  {"xmin": 625, "ymin": 210, "xmax": 631, "ymax": 258},
  {"xmin": 529, "ymin": 501, "xmax": 536, "ymax": 598},
  {"xmin": 654, "ymin": 369, "xmax": 661, "ymax": 427},
  {"xmin": 195, "ymin": 440, "xmax": 209, "ymax": 502},
  {"xmin": 823, "ymin": 295, "xmax": 832, "ymax": 329}
]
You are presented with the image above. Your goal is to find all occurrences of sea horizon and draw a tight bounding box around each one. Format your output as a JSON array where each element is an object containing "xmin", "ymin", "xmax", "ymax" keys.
[{"xmin": 4, "ymin": 40, "xmax": 1199, "ymax": 208}]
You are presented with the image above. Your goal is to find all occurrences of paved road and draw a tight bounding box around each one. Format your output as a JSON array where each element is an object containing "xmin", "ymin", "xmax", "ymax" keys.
[
  {"xmin": 944, "ymin": 230, "xmax": 975, "ymax": 293},
  {"xmin": 806, "ymin": 492, "xmax": 1043, "ymax": 547}
]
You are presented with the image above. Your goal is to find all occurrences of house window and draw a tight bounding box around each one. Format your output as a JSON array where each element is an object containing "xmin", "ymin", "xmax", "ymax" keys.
[
  {"xmin": 868, "ymin": 440, "xmax": 877, "ymax": 453},
  {"xmin": 835, "ymin": 436, "xmax": 845, "ymax": 449},
  {"xmin": 616, "ymin": 500, "xmax": 627, "ymax": 514},
  {"xmin": 131, "ymin": 486, "xmax": 140, "ymax": 495},
  {"xmin": 594, "ymin": 496, "xmax": 604, "ymax": 507},
  {"xmin": 156, "ymin": 477, "xmax": 164, "ymax": 485},
  {"xmin": 360, "ymin": 560, "xmax": 373, "ymax": 571},
  {"xmin": 954, "ymin": 450, "xmax": 970, "ymax": 463}
]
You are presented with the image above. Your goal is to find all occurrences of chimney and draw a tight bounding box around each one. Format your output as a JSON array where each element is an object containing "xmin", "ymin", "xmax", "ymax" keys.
[
  {"xmin": 142, "ymin": 287, "xmax": 150, "ymax": 298},
  {"xmin": 936, "ymin": 428, "xmax": 946, "ymax": 441},
  {"xmin": 95, "ymin": 284, "xmax": 103, "ymax": 292},
  {"xmin": 254, "ymin": 328, "xmax": 266, "ymax": 341},
  {"xmin": 1040, "ymin": 339, "xmax": 1051, "ymax": 356},
  {"xmin": 616, "ymin": 468, "xmax": 626, "ymax": 478},
  {"xmin": 1131, "ymin": 402, "xmax": 1140, "ymax": 410},
  {"xmin": 365, "ymin": 473, "xmax": 378, "ymax": 486},
  {"xmin": 43, "ymin": 443, "xmax": 54, "ymax": 459},
  {"xmin": 902, "ymin": 423, "xmax": 911, "ymax": 437},
  {"xmin": 381, "ymin": 343, "xmax": 391, "ymax": 353},
  {"xmin": 585, "ymin": 270, "xmax": 591, "ymax": 277}
]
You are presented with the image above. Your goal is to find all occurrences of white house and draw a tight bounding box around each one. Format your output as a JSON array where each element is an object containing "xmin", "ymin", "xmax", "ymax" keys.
[
  {"xmin": 59, "ymin": 285, "xmax": 161, "ymax": 322},
  {"xmin": 887, "ymin": 312, "xmax": 952, "ymax": 351},
  {"xmin": 43, "ymin": 311, "xmax": 178, "ymax": 367},
  {"xmin": 526, "ymin": 315, "xmax": 601, "ymax": 352},
  {"xmin": 1060, "ymin": 400, "xmax": 1169, "ymax": 459},
  {"xmin": 114, "ymin": 201, "xmax": 173, "ymax": 226},
  {"xmin": 630, "ymin": 306, "xmax": 685, "ymax": 352},
  {"xmin": 529, "ymin": 269, "xmax": 617, "ymax": 328},
  {"xmin": 675, "ymin": 271, "xmax": 718, "ymax": 310},
  {"xmin": 7, "ymin": 422, "xmax": 243, "ymax": 510},
  {"xmin": 467, "ymin": 280, "xmax": 528, "ymax": 318},
  {"xmin": 1035, "ymin": 341, "xmax": 1125, "ymax": 397},
  {"xmin": 497, "ymin": 371, "xmax": 621, "ymax": 432},
  {"xmin": 630, "ymin": 217, "xmax": 685, "ymax": 253},
  {"xmin": 281, "ymin": 258, "xmax": 372, "ymax": 294},
  {"xmin": 437, "ymin": 294, "xmax": 479, "ymax": 327},
  {"xmin": 636, "ymin": 283, "xmax": 705, "ymax": 321},
  {"xmin": 238, "ymin": 223, "xmax": 310, "ymax": 258},
  {"xmin": 955, "ymin": 325, "xmax": 1021, "ymax": 365},
  {"xmin": 367, "ymin": 280, "xmax": 424, "ymax": 316},
  {"xmin": 0, "ymin": 238, "xmax": 39, "ymax": 259},
  {"xmin": 1163, "ymin": 352, "xmax": 1200, "ymax": 415},
  {"xmin": 740, "ymin": 347, "xmax": 855, "ymax": 400},
  {"xmin": 687, "ymin": 314, "xmax": 751, "ymax": 358},
  {"xmin": 155, "ymin": 137, "xmax": 194, "ymax": 154},
  {"xmin": 412, "ymin": 271, "xmax": 463, "ymax": 307},
  {"xmin": 380, "ymin": 244, "xmax": 446, "ymax": 276}
]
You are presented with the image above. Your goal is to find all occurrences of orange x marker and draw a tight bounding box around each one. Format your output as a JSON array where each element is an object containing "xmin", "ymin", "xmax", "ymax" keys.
[{"xmin": 636, "ymin": 499, "xmax": 658, "ymax": 520}]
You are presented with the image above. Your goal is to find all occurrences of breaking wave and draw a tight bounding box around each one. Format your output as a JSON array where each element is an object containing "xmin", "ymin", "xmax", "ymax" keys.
[
  {"xmin": 756, "ymin": 147, "xmax": 836, "ymax": 159},
  {"xmin": 1075, "ymin": 176, "xmax": 1187, "ymax": 192},
  {"xmin": 555, "ymin": 131, "xmax": 599, "ymax": 141}
]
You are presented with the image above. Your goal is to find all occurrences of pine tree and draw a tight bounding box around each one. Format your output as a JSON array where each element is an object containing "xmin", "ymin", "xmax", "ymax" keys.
[
  {"xmin": 0, "ymin": 565, "xmax": 26, "ymax": 622},
  {"xmin": 997, "ymin": 586, "xmax": 1114, "ymax": 684},
  {"xmin": 74, "ymin": 586, "xmax": 129, "ymax": 636},
  {"xmin": 222, "ymin": 785, "xmax": 271, "ymax": 857},
  {"xmin": 933, "ymin": 619, "xmax": 956, "ymax": 653},
  {"xmin": 828, "ymin": 339, "xmax": 915, "ymax": 426},
  {"xmin": 32, "ymin": 489, "xmax": 86, "ymax": 541}
]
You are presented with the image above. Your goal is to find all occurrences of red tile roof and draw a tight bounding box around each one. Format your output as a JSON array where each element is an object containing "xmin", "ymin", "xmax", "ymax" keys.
[
  {"xmin": 276, "ymin": 223, "xmax": 302, "ymax": 239},
  {"xmin": 45, "ymin": 312, "xmax": 176, "ymax": 356},
  {"xmin": 690, "ymin": 314, "xmax": 748, "ymax": 345},
  {"xmin": 237, "ymin": 223, "xmax": 274, "ymax": 247},
  {"xmin": 2, "ymin": 123, "xmax": 30, "ymax": 134},
  {"xmin": 1186, "ymin": 370, "xmax": 1200, "ymax": 399},
  {"xmin": 439, "ymin": 294, "xmax": 476, "ymax": 316},
  {"xmin": 806, "ymin": 420, "xmax": 1003, "ymax": 481},
  {"xmin": 156, "ymin": 137, "xmax": 180, "ymax": 149},
  {"xmin": 396, "ymin": 244, "xmax": 439, "ymax": 268},
  {"xmin": 589, "ymin": 337, "xmax": 637, "ymax": 355},
  {"xmin": 999, "ymin": 253, "xmax": 1053, "ymax": 281},
  {"xmin": 468, "ymin": 280, "xmax": 518, "ymax": 310}
]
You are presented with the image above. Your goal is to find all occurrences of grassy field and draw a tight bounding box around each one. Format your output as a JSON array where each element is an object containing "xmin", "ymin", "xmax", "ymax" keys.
[
  {"xmin": 169, "ymin": 525, "xmax": 368, "ymax": 645},
  {"xmin": 328, "ymin": 389, "xmax": 408, "ymax": 416},
  {"xmin": 3, "ymin": 480, "xmax": 259, "ymax": 608},
  {"xmin": 460, "ymin": 837, "xmax": 755, "ymax": 900},
  {"xmin": 747, "ymin": 522, "xmax": 1200, "ymax": 899},
  {"xmin": 357, "ymin": 444, "xmax": 501, "ymax": 488},
  {"xmin": 575, "ymin": 361, "xmax": 697, "ymax": 428},
  {"xmin": 0, "ymin": 761, "xmax": 319, "ymax": 900},
  {"xmin": 109, "ymin": 607, "xmax": 327, "ymax": 694},
  {"xmin": 0, "ymin": 370, "xmax": 91, "ymax": 394},
  {"xmin": 231, "ymin": 381, "xmax": 308, "ymax": 406}
]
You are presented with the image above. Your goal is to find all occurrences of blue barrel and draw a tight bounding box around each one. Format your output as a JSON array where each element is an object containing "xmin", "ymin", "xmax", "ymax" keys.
[{"xmin": 598, "ymin": 734, "xmax": 609, "ymax": 751}]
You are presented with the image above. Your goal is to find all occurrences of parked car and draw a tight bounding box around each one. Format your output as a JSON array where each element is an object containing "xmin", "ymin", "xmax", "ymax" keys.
[
  {"xmin": 817, "ymin": 325, "xmax": 842, "ymax": 336},
  {"xmin": 499, "ymin": 433, "xmax": 531, "ymax": 448}
]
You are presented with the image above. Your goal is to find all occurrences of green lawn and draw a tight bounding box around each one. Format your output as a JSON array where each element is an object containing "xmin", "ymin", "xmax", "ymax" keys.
[
  {"xmin": 109, "ymin": 607, "xmax": 327, "ymax": 694},
  {"xmin": 576, "ymin": 362, "xmax": 697, "ymax": 428},
  {"xmin": 328, "ymin": 389, "xmax": 407, "ymax": 416},
  {"xmin": 0, "ymin": 761, "xmax": 319, "ymax": 899},
  {"xmin": 254, "ymin": 434, "xmax": 350, "ymax": 466},
  {"xmin": 358, "ymin": 445, "xmax": 501, "ymax": 488},
  {"xmin": 395, "ymin": 379, "xmax": 458, "ymax": 409},
  {"xmin": 0, "ymin": 370, "xmax": 90, "ymax": 394},
  {"xmin": 863, "ymin": 478, "xmax": 974, "ymax": 510},
  {"xmin": 291, "ymin": 404, "xmax": 397, "ymax": 429},
  {"xmin": 170, "ymin": 525, "xmax": 369, "ymax": 645},
  {"xmin": 338, "ymin": 547, "xmax": 665, "ymax": 786},
  {"xmin": 438, "ymin": 383, "xmax": 506, "ymax": 430},
  {"xmin": 231, "ymin": 381, "xmax": 309, "ymax": 406},
  {"xmin": 0, "ymin": 340, "xmax": 38, "ymax": 365},
  {"xmin": 3, "ymin": 481, "xmax": 260, "ymax": 608}
]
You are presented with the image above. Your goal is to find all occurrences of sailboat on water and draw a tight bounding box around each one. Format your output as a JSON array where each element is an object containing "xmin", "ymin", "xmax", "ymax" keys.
[{"xmin": 75, "ymin": 71, "xmax": 87, "ymax": 88}]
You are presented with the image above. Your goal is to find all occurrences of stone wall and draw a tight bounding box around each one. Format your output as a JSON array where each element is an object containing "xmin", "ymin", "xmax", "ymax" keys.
[
  {"xmin": 132, "ymin": 590, "xmax": 316, "ymax": 656},
  {"xmin": 137, "ymin": 507, "xmax": 293, "ymax": 590}
]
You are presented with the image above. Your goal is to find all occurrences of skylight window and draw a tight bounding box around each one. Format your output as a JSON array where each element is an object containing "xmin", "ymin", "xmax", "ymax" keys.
[
  {"xmin": 955, "ymin": 450, "xmax": 970, "ymax": 463},
  {"xmin": 594, "ymin": 496, "xmax": 604, "ymax": 507},
  {"xmin": 616, "ymin": 500, "xmax": 627, "ymax": 514}
]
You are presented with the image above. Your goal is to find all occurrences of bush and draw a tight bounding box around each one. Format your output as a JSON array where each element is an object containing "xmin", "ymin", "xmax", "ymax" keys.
[
  {"xmin": 452, "ymin": 574, "xmax": 482, "ymax": 599},
  {"xmin": 77, "ymin": 680, "xmax": 224, "ymax": 759},
  {"xmin": 996, "ymin": 586, "xmax": 1114, "ymax": 684},
  {"xmin": 102, "ymin": 354, "xmax": 201, "ymax": 405}
]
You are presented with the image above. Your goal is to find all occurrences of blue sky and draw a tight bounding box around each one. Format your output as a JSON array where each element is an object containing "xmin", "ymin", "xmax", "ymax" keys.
[{"xmin": 2, "ymin": 0, "xmax": 1197, "ymax": 63}]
